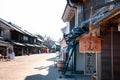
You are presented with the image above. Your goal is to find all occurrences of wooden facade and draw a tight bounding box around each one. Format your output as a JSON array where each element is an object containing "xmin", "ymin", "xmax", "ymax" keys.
[
  {"xmin": 100, "ymin": 18, "xmax": 120, "ymax": 80},
  {"xmin": 0, "ymin": 18, "xmax": 42, "ymax": 57},
  {"xmin": 93, "ymin": 1, "xmax": 120, "ymax": 78},
  {"xmin": 62, "ymin": 0, "xmax": 120, "ymax": 80}
]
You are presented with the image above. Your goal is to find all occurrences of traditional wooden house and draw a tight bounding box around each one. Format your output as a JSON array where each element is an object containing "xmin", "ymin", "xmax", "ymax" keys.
[
  {"xmin": 34, "ymin": 38, "xmax": 42, "ymax": 54},
  {"xmin": 23, "ymin": 30, "xmax": 36, "ymax": 54},
  {"xmin": 0, "ymin": 18, "xmax": 13, "ymax": 57},
  {"xmin": 8, "ymin": 22, "xmax": 26, "ymax": 56},
  {"xmin": 62, "ymin": 0, "xmax": 120, "ymax": 80},
  {"xmin": 0, "ymin": 18, "xmax": 42, "ymax": 56},
  {"xmin": 8, "ymin": 22, "xmax": 41, "ymax": 55}
]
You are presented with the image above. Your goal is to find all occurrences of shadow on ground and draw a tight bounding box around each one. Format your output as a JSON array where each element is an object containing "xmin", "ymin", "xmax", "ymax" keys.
[
  {"xmin": 25, "ymin": 57, "xmax": 61, "ymax": 80},
  {"xmin": 34, "ymin": 66, "xmax": 50, "ymax": 71},
  {"xmin": 46, "ymin": 57, "xmax": 57, "ymax": 61},
  {"xmin": 25, "ymin": 74, "xmax": 41, "ymax": 80},
  {"xmin": 25, "ymin": 65, "xmax": 61, "ymax": 80}
]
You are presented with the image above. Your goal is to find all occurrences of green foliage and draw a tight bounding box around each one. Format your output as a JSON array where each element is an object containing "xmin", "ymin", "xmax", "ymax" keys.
[{"xmin": 36, "ymin": 34, "xmax": 44, "ymax": 40}]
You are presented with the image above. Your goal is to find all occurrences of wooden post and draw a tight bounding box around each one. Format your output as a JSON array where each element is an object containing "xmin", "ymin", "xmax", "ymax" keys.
[
  {"xmin": 89, "ymin": 7, "xmax": 93, "ymax": 35},
  {"xmin": 96, "ymin": 53, "xmax": 101, "ymax": 80},
  {"xmin": 111, "ymin": 27, "xmax": 114, "ymax": 80}
]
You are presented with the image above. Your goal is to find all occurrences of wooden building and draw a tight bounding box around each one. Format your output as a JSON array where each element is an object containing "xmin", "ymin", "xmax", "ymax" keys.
[
  {"xmin": 62, "ymin": 0, "xmax": 120, "ymax": 80},
  {"xmin": 0, "ymin": 18, "xmax": 42, "ymax": 56},
  {"xmin": 0, "ymin": 18, "xmax": 13, "ymax": 57}
]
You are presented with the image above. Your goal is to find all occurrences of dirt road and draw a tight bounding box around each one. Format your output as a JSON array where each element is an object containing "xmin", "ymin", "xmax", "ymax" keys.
[{"xmin": 0, "ymin": 53, "xmax": 61, "ymax": 80}]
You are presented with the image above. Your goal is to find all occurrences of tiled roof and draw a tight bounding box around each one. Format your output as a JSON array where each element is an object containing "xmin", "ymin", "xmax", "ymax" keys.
[{"xmin": 0, "ymin": 18, "xmax": 36, "ymax": 37}]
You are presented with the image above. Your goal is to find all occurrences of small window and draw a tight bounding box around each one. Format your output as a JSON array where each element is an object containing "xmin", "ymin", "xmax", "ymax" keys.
[
  {"xmin": 34, "ymin": 39, "xmax": 36, "ymax": 43},
  {"xmin": 0, "ymin": 30, "xmax": 4, "ymax": 36},
  {"xmin": 23, "ymin": 36, "xmax": 28, "ymax": 41}
]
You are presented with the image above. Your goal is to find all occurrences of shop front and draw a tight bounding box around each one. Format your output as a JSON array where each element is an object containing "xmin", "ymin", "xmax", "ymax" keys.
[{"xmin": 0, "ymin": 40, "xmax": 13, "ymax": 58}]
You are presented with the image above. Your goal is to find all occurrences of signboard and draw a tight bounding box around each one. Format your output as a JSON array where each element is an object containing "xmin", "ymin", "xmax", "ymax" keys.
[
  {"xmin": 79, "ymin": 35, "xmax": 101, "ymax": 53},
  {"xmin": 84, "ymin": 53, "xmax": 96, "ymax": 75}
]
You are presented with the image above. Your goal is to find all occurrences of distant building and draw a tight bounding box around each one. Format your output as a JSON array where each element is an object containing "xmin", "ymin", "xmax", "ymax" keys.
[{"xmin": 0, "ymin": 18, "xmax": 43, "ymax": 57}]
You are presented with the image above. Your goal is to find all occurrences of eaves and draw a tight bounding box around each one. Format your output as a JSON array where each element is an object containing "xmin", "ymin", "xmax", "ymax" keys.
[
  {"xmin": 94, "ymin": 4, "xmax": 120, "ymax": 26},
  {"xmin": 0, "ymin": 18, "xmax": 14, "ymax": 30},
  {"xmin": 62, "ymin": 4, "xmax": 76, "ymax": 22}
]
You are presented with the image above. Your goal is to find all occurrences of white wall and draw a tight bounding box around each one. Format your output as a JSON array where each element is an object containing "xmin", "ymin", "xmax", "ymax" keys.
[{"xmin": 76, "ymin": 44, "xmax": 84, "ymax": 71}]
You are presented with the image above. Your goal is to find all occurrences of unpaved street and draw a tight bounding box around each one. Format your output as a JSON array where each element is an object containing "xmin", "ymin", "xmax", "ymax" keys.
[{"xmin": 0, "ymin": 53, "xmax": 61, "ymax": 80}]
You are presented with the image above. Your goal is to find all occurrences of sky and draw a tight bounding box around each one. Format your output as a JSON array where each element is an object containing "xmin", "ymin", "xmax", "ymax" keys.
[{"xmin": 0, "ymin": 0, "xmax": 67, "ymax": 41}]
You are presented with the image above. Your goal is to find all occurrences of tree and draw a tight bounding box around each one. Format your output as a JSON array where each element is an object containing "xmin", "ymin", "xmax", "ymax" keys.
[{"xmin": 36, "ymin": 34, "xmax": 44, "ymax": 41}]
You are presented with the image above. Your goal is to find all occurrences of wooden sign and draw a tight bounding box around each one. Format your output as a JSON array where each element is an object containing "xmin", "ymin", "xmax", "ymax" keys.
[
  {"xmin": 84, "ymin": 53, "xmax": 96, "ymax": 75},
  {"xmin": 79, "ymin": 35, "xmax": 101, "ymax": 53}
]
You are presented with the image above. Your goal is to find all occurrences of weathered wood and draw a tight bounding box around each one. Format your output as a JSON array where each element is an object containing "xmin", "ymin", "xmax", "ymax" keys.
[{"xmin": 101, "ymin": 26, "xmax": 120, "ymax": 80}]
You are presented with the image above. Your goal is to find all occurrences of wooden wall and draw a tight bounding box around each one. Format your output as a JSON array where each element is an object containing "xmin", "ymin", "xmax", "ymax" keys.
[
  {"xmin": 101, "ymin": 26, "xmax": 120, "ymax": 80},
  {"xmin": 83, "ymin": 0, "xmax": 108, "ymax": 21}
]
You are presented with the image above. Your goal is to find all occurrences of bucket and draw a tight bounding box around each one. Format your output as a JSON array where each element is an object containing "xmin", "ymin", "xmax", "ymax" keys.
[{"xmin": 57, "ymin": 61, "xmax": 64, "ymax": 71}]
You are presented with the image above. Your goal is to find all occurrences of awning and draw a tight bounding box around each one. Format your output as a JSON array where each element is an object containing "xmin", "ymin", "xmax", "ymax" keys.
[
  {"xmin": 12, "ymin": 42, "xmax": 25, "ymax": 46},
  {"xmin": 0, "ymin": 40, "xmax": 10, "ymax": 46},
  {"xmin": 24, "ymin": 43, "xmax": 35, "ymax": 47},
  {"xmin": 34, "ymin": 44, "xmax": 41, "ymax": 47},
  {"xmin": 37, "ymin": 38, "xmax": 44, "ymax": 42}
]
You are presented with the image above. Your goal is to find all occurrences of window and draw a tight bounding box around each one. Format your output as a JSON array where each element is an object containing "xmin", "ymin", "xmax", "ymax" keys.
[
  {"xmin": 23, "ymin": 36, "xmax": 28, "ymax": 41},
  {"xmin": 0, "ymin": 29, "xmax": 4, "ymax": 36},
  {"xmin": 34, "ymin": 39, "xmax": 36, "ymax": 43}
]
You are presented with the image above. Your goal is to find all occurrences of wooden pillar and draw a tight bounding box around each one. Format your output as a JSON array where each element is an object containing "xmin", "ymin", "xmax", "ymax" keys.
[
  {"xmin": 111, "ymin": 27, "xmax": 114, "ymax": 80},
  {"xmin": 96, "ymin": 53, "xmax": 101, "ymax": 80}
]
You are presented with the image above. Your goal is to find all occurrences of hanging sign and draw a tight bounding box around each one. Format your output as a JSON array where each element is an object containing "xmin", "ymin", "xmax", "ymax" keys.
[
  {"xmin": 84, "ymin": 53, "xmax": 96, "ymax": 75},
  {"xmin": 79, "ymin": 35, "xmax": 101, "ymax": 53}
]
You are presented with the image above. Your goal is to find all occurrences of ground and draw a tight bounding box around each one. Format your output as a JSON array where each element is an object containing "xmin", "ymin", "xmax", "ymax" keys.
[
  {"xmin": 0, "ymin": 53, "xmax": 91, "ymax": 80},
  {"xmin": 0, "ymin": 53, "xmax": 61, "ymax": 80}
]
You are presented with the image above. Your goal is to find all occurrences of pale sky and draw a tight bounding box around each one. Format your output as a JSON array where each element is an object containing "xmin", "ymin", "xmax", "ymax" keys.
[{"xmin": 0, "ymin": 0, "xmax": 67, "ymax": 41}]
